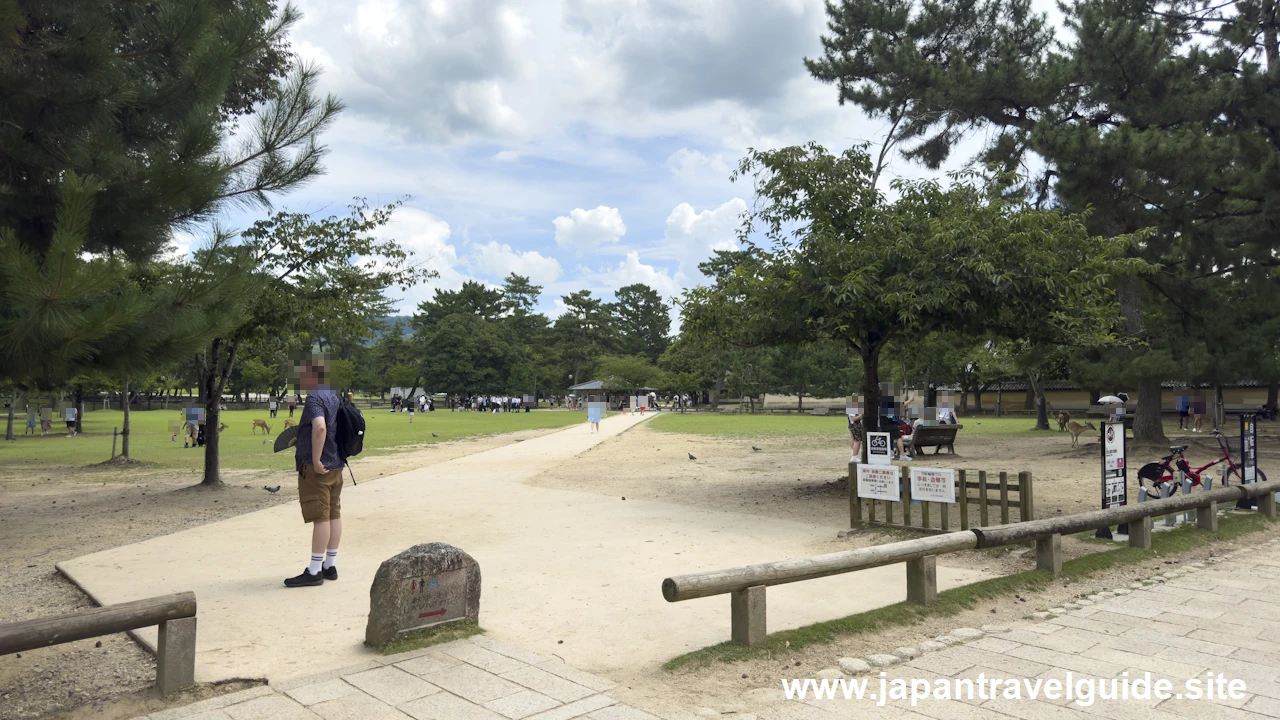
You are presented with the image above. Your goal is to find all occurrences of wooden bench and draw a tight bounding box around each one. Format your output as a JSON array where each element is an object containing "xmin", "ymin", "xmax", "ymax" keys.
[
  {"xmin": 909, "ymin": 424, "xmax": 962, "ymax": 455},
  {"xmin": 809, "ymin": 406, "xmax": 830, "ymax": 416}
]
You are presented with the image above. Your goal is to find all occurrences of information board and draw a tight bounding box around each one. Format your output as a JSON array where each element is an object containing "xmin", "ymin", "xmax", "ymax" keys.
[
  {"xmin": 1101, "ymin": 421, "xmax": 1127, "ymax": 510},
  {"xmin": 856, "ymin": 464, "xmax": 900, "ymax": 502},
  {"xmin": 1242, "ymin": 414, "xmax": 1258, "ymax": 483},
  {"xmin": 867, "ymin": 431, "xmax": 892, "ymax": 465},
  {"xmin": 910, "ymin": 467, "xmax": 957, "ymax": 504}
]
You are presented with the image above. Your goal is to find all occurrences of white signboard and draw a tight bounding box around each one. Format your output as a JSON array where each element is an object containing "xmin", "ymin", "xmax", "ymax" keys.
[
  {"xmin": 867, "ymin": 432, "xmax": 892, "ymax": 465},
  {"xmin": 910, "ymin": 467, "xmax": 956, "ymax": 504},
  {"xmin": 637, "ymin": 395, "xmax": 649, "ymax": 409},
  {"xmin": 857, "ymin": 464, "xmax": 900, "ymax": 502},
  {"xmin": 1102, "ymin": 421, "xmax": 1127, "ymax": 509}
]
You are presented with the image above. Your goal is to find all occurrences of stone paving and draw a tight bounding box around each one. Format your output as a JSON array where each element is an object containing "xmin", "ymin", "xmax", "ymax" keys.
[
  {"xmin": 756, "ymin": 543, "xmax": 1280, "ymax": 719},
  {"xmin": 131, "ymin": 635, "xmax": 654, "ymax": 720}
]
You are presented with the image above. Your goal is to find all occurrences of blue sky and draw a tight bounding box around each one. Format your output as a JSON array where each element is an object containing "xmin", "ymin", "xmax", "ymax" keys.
[{"xmin": 193, "ymin": 0, "xmax": 1001, "ymax": 318}]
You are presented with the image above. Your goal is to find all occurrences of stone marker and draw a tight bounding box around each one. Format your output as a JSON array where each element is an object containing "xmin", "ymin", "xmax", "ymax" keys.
[{"xmin": 365, "ymin": 542, "xmax": 481, "ymax": 649}]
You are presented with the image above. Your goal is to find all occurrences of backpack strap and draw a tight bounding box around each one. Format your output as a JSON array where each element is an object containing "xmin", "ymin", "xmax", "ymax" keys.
[{"xmin": 345, "ymin": 459, "xmax": 357, "ymax": 486}]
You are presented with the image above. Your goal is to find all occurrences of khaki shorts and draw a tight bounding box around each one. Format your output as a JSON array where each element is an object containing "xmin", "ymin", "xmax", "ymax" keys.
[{"xmin": 298, "ymin": 463, "xmax": 343, "ymax": 523}]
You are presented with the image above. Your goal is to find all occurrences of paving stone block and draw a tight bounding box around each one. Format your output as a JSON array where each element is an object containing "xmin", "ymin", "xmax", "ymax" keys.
[
  {"xmin": 342, "ymin": 666, "xmax": 439, "ymax": 705},
  {"xmin": 429, "ymin": 663, "xmax": 524, "ymax": 704},
  {"xmin": 535, "ymin": 661, "xmax": 617, "ymax": 693},
  {"xmin": 150, "ymin": 687, "xmax": 276, "ymax": 720},
  {"xmin": 968, "ymin": 637, "xmax": 1021, "ymax": 654},
  {"xmin": 907, "ymin": 651, "xmax": 976, "ymax": 676},
  {"xmin": 223, "ymin": 694, "xmax": 319, "ymax": 720},
  {"xmin": 483, "ymin": 690, "xmax": 562, "ymax": 719},
  {"xmin": 285, "ymin": 679, "xmax": 359, "ymax": 706},
  {"xmin": 394, "ymin": 652, "xmax": 463, "ymax": 677},
  {"xmin": 501, "ymin": 666, "xmax": 597, "ymax": 703},
  {"xmin": 399, "ymin": 691, "xmax": 507, "ymax": 720},
  {"xmin": 524, "ymin": 696, "xmax": 615, "ymax": 720},
  {"xmin": 585, "ymin": 706, "xmax": 661, "ymax": 720},
  {"xmin": 471, "ymin": 637, "xmax": 554, "ymax": 666},
  {"xmin": 311, "ymin": 692, "xmax": 414, "ymax": 720},
  {"xmin": 443, "ymin": 643, "xmax": 530, "ymax": 674}
]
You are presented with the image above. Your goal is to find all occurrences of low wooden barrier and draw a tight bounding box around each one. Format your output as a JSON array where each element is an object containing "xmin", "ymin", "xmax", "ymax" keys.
[
  {"xmin": 663, "ymin": 478, "xmax": 1280, "ymax": 647},
  {"xmin": 0, "ymin": 592, "xmax": 197, "ymax": 694},
  {"xmin": 850, "ymin": 465, "xmax": 1034, "ymax": 533}
]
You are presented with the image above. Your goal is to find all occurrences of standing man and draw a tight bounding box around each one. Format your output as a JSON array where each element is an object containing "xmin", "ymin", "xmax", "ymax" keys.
[{"xmin": 285, "ymin": 356, "xmax": 344, "ymax": 588}]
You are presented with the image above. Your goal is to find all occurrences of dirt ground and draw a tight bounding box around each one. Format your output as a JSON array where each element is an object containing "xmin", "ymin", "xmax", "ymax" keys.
[
  {"xmin": 527, "ymin": 420, "xmax": 1280, "ymax": 716},
  {"xmin": 0, "ymin": 428, "xmax": 556, "ymax": 720}
]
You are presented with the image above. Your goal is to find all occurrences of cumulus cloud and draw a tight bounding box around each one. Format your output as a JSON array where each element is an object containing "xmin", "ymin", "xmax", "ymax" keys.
[
  {"xmin": 553, "ymin": 206, "xmax": 627, "ymax": 253},
  {"xmin": 601, "ymin": 251, "xmax": 682, "ymax": 298},
  {"xmin": 468, "ymin": 241, "xmax": 562, "ymax": 284},
  {"xmin": 653, "ymin": 198, "xmax": 748, "ymax": 283},
  {"xmin": 665, "ymin": 148, "xmax": 733, "ymax": 181},
  {"xmin": 376, "ymin": 208, "xmax": 470, "ymax": 311}
]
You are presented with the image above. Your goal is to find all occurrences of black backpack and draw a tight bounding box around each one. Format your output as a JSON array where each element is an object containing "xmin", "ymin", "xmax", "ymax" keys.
[{"xmin": 334, "ymin": 397, "xmax": 366, "ymax": 482}]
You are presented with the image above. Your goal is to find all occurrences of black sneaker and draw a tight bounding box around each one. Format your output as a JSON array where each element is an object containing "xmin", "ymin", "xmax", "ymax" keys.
[
  {"xmin": 284, "ymin": 569, "xmax": 324, "ymax": 587},
  {"xmin": 322, "ymin": 565, "xmax": 338, "ymax": 581}
]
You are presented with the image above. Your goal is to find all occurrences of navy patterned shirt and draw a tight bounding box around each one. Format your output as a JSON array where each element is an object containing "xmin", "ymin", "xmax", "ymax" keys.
[{"xmin": 296, "ymin": 389, "xmax": 341, "ymax": 472}]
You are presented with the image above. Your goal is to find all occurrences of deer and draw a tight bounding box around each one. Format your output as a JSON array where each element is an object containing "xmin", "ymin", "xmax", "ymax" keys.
[
  {"xmin": 251, "ymin": 419, "xmax": 272, "ymax": 435},
  {"xmin": 217, "ymin": 422, "xmax": 228, "ymax": 433},
  {"xmin": 283, "ymin": 419, "xmax": 297, "ymax": 429},
  {"xmin": 1056, "ymin": 410, "xmax": 1071, "ymax": 432},
  {"xmin": 1068, "ymin": 420, "xmax": 1097, "ymax": 448}
]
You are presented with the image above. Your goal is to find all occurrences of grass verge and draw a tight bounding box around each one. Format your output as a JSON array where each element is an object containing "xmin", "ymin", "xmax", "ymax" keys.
[
  {"xmin": 376, "ymin": 621, "xmax": 484, "ymax": 656},
  {"xmin": 662, "ymin": 511, "xmax": 1273, "ymax": 672}
]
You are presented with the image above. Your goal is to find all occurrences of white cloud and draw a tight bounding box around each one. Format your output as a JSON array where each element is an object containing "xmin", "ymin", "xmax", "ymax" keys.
[
  {"xmin": 649, "ymin": 198, "xmax": 748, "ymax": 283},
  {"xmin": 553, "ymin": 206, "xmax": 627, "ymax": 253},
  {"xmin": 468, "ymin": 241, "xmax": 562, "ymax": 284},
  {"xmin": 377, "ymin": 207, "xmax": 469, "ymax": 311},
  {"xmin": 603, "ymin": 252, "xmax": 682, "ymax": 299},
  {"xmin": 665, "ymin": 148, "xmax": 732, "ymax": 181}
]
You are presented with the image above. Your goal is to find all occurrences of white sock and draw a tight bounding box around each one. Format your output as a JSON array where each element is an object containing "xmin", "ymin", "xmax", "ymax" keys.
[
  {"xmin": 324, "ymin": 549, "xmax": 338, "ymax": 569},
  {"xmin": 308, "ymin": 553, "xmax": 323, "ymax": 574}
]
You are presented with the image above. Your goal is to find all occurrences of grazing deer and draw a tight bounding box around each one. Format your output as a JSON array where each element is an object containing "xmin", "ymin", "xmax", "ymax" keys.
[
  {"xmin": 1068, "ymin": 420, "xmax": 1097, "ymax": 448},
  {"xmin": 251, "ymin": 419, "xmax": 272, "ymax": 435},
  {"xmin": 283, "ymin": 419, "xmax": 297, "ymax": 429},
  {"xmin": 1056, "ymin": 410, "xmax": 1071, "ymax": 432}
]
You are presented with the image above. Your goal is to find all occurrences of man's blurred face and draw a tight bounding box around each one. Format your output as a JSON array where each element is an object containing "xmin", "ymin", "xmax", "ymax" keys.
[{"xmin": 299, "ymin": 364, "xmax": 320, "ymax": 391}]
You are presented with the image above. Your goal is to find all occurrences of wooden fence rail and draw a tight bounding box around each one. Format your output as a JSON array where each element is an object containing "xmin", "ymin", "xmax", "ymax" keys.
[
  {"xmin": 664, "ymin": 478, "xmax": 1280, "ymax": 647},
  {"xmin": 0, "ymin": 591, "xmax": 197, "ymax": 695}
]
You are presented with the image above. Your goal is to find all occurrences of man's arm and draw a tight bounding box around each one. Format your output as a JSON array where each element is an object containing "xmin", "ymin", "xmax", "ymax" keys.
[{"xmin": 311, "ymin": 416, "xmax": 327, "ymax": 473}]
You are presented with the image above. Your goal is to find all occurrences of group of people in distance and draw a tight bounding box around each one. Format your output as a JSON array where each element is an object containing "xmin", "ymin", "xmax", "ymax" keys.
[
  {"xmin": 846, "ymin": 390, "xmax": 959, "ymax": 463},
  {"xmin": 451, "ymin": 395, "xmax": 529, "ymax": 413},
  {"xmin": 389, "ymin": 393, "xmax": 434, "ymax": 414}
]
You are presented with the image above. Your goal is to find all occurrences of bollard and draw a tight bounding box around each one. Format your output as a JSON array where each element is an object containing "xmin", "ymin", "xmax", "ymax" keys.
[
  {"xmin": 1128, "ymin": 515, "xmax": 1152, "ymax": 549},
  {"xmin": 1183, "ymin": 476, "xmax": 1194, "ymax": 523},
  {"xmin": 1164, "ymin": 481, "xmax": 1177, "ymax": 527},
  {"xmin": 156, "ymin": 617, "xmax": 197, "ymax": 695},
  {"xmin": 1036, "ymin": 534, "xmax": 1062, "ymax": 575},
  {"xmin": 906, "ymin": 556, "xmax": 938, "ymax": 605},
  {"xmin": 1260, "ymin": 491, "xmax": 1277, "ymax": 520},
  {"xmin": 731, "ymin": 586, "xmax": 766, "ymax": 647}
]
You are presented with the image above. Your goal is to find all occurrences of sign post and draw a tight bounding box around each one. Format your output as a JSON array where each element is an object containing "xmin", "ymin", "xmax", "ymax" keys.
[
  {"xmin": 1097, "ymin": 420, "xmax": 1128, "ymax": 539},
  {"xmin": 910, "ymin": 467, "xmax": 957, "ymax": 504},
  {"xmin": 1237, "ymin": 414, "xmax": 1259, "ymax": 509},
  {"xmin": 867, "ymin": 432, "xmax": 892, "ymax": 466}
]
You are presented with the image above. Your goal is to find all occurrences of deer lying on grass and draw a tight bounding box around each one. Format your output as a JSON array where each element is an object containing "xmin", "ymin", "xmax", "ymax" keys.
[
  {"xmin": 1068, "ymin": 420, "xmax": 1097, "ymax": 448},
  {"xmin": 1056, "ymin": 410, "xmax": 1070, "ymax": 431},
  {"xmin": 251, "ymin": 419, "xmax": 272, "ymax": 435}
]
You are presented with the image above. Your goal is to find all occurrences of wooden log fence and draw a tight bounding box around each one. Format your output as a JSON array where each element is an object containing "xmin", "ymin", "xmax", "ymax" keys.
[
  {"xmin": 664, "ymin": 477, "xmax": 1280, "ymax": 648},
  {"xmin": 850, "ymin": 464, "xmax": 1035, "ymax": 533},
  {"xmin": 0, "ymin": 592, "xmax": 197, "ymax": 695}
]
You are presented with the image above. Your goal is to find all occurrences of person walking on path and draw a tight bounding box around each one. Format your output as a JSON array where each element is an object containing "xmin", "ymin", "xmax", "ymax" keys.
[
  {"xmin": 285, "ymin": 357, "xmax": 344, "ymax": 588},
  {"xmin": 846, "ymin": 395, "xmax": 864, "ymax": 463},
  {"xmin": 289, "ymin": 394, "xmax": 298, "ymax": 418}
]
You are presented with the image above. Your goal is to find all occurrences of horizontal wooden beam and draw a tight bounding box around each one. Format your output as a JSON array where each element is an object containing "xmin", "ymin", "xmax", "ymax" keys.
[
  {"xmin": 663, "ymin": 532, "xmax": 978, "ymax": 602},
  {"xmin": 0, "ymin": 592, "xmax": 196, "ymax": 656},
  {"xmin": 973, "ymin": 479, "xmax": 1280, "ymax": 549}
]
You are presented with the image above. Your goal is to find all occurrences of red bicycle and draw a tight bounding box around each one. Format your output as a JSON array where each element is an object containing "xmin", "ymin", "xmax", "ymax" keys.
[{"xmin": 1136, "ymin": 430, "xmax": 1267, "ymax": 496}]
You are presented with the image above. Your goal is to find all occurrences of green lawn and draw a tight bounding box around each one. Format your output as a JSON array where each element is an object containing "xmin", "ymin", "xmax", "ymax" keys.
[
  {"xmin": 0, "ymin": 407, "xmax": 583, "ymax": 471},
  {"xmin": 647, "ymin": 413, "xmax": 1054, "ymax": 438}
]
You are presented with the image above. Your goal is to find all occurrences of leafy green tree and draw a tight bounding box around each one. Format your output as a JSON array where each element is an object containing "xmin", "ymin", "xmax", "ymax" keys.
[
  {"xmin": 418, "ymin": 314, "xmax": 512, "ymax": 395},
  {"xmin": 681, "ymin": 144, "xmax": 1153, "ymax": 435},
  {"xmin": 554, "ymin": 290, "xmax": 617, "ymax": 386},
  {"xmin": 610, "ymin": 284, "xmax": 671, "ymax": 362},
  {"xmin": 769, "ymin": 340, "xmax": 857, "ymax": 411},
  {"xmin": 594, "ymin": 355, "xmax": 663, "ymax": 390},
  {"xmin": 805, "ymin": 0, "xmax": 1280, "ymax": 443},
  {"xmin": 193, "ymin": 200, "xmax": 431, "ymax": 485}
]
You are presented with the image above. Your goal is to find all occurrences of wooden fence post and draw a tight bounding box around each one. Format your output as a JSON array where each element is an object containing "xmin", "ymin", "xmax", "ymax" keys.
[
  {"xmin": 900, "ymin": 466, "xmax": 912, "ymax": 528},
  {"xmin": 1019, "ymin": 471, "xmax": 1034, "ymax": 521},
  {"xmin": 979, "ymin": 470, "xmax": 989, "ymax": 526},
  {"xmin": 156, "ymin": 617, "xmax": 197, "ymax": 694},
  {"xmin": 959, "ymin": 470, "xmax": 969, "ymax": 530},
  {"xmin": 999, "ymin": 471, "xmax": 1010, "ymax": 525},
  {"xmin": 850, "ymin": 462, "xmax": 861, "ymax": 527}
]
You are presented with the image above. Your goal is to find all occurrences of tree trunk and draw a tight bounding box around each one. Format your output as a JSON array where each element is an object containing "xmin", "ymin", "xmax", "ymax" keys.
[
  {"xmin": 860, "ymin": 345, "xmax": 885, "ymax": 464},
  {"xmin": 5, "ymin": 386, "xmax": 16, "ymax": 441},
  {"xmin": 202, "ymin": 337, "xmax": 242, "ymax": 486},
  {"xmin": 973, "ymin": 387, "xmax": 984, "ymax": 412},
  {"xmin": 1268, "ymin": 379, "xmax": 1278, "ymax": 410},
  {"xmin": 797, "ymin": 393, "xmax": 803, "ymax": 412},
  {"xmin": 121, "ymin": 377, "xmax": 131, "ymax": 458},
  {"xmin": 1214, "ymin": 384, "xmax": 1225, "ymax": 431},
  {"xmin": 1024, "ymin": 387, "xmax": 1034, "ymax": 410},
  {"xmin": 996, "ymin": 386, "xmax": 1003, "ymax": 417},
  {"xmin": 960, "ymin": 389, "xmax": 970, "ymax": 412},
  {"xmin": 75, "ymin": 390, "xmax": 85, "ymax": 434},
  {"xmin": 711, "ymin": 374, "xmax": 724, "ymax": 410},
  {"xmin": 1132, "ymin": 377, "xmax": 1168, "ymax": 445},
  {"xmin": 1028, "ymin": 371, "xmax": 1050, "ymax": 430},
  {"xmin": 1089, "ymin": 388, "xmax": 1100, "ymax": 405}
]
